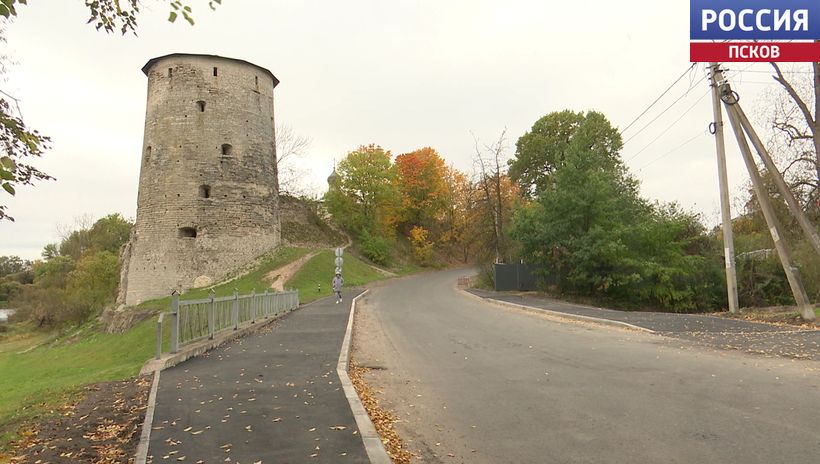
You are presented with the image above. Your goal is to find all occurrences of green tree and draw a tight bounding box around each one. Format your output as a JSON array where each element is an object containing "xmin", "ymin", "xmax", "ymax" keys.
[
  {"xmin": 508, "ymin": 110, "xmax": 623, "ymax": 197},
  {"xmin": 511, "ymin": 111, "xmax": 721, "ymax": 310},
  {"xmin": 58, "ymin": 214, "xmax": 133, "ymax": 260},
  {"xmin": 87, "ymin": 213, "xmax": 133, "ymax": 255},
  {"xmin": 0, "ymin": 255, "xmax": 30, "ymax": 277},
  {"xmin": 33, "ymin": 255, "xmax": 75, "ymax": 289},
  {"xmin": 64, "ymin": 251, "xmax": 119, "ymax": 321},
  {"xmin": 324, "ymin": 144, "xmax": 399, "ymax": 237},
  {"xmin": 41, "ymin": 243, "xmax": 58, "ymax": 260}
]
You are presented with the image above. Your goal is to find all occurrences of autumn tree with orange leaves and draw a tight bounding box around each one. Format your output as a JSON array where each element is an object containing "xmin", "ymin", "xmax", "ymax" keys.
[
  {"xmin": 394, "ymin": 147, "xmax": 449, "ymax": 233},
  {"xmin": 326, "ymin": 142, "xmax": 509, "ymax": 266}
]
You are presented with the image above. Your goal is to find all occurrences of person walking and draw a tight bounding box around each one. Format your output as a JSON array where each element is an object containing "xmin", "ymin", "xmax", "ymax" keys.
[{"xmin": 332, "ymin": 272, "xmax": 344, "ymax": 304}]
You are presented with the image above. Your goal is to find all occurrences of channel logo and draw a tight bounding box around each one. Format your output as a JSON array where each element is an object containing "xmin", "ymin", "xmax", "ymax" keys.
[{"xmin": 690, "ymin": 0, "xmax": 820, "ymax": 62}]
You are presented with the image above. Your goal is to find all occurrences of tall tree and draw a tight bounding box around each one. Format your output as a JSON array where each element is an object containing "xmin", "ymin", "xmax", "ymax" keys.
[
  {"xmin": 324, "ymin": 144, "xmax": 399, "ymax": 237},
  {"xmin": 440, "ymin": 166, "xmax": 476, "ymax": 262},
  {"xmin": 0, "ymin": 255, "xmax": 30, "ymax": 277},
  {"xmin": 508, "ymin": 110, "xmax": 622, "ymax": 197},
  {"xmin": 275, "ymin": 123, "xmax": 313, "ymax": 196},
  {"xmin": 512, "ymin": 110, "xmax": 720, "ymax": 310},
  {"xmin": 394, "ymin": 147, "xmax": 448, "ymax": 232},
  {"xmin": 473, "ymin": 130, "xmax": 517, "ymax": 263},
  {"xmin": 762, "ymin": 64, "xmax": 820, "ymax": 212}
]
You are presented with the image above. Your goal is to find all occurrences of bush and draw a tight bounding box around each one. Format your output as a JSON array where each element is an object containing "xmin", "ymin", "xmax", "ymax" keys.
[
  {"xmin": 63, "ymin": 251, "xmax": 120, "ymax": 322},
  {"xmin": 409, "ymin": 226, "xmax": 434, "ymax": 266},
  {"xmin": 0, "ymin": 280, "xmax": 24, "ymax": 303},
  {"xmin": 359, "ymin": 230, "xmax": 393, "ymax": 266}
]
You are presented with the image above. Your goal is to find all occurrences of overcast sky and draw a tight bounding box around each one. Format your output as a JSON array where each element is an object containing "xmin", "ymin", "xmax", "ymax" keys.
[{"xmin": 0, "ymin": 0, "xmax": 795, "ymax": 260}]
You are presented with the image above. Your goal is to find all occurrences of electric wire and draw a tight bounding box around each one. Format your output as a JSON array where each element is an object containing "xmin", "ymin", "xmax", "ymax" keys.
[
  {"xmin": 740, "ymin": 69, "xmax": 814, "ymax": 74},
  {"xmin": 621, "ymin": 63, "xmax": 698, "ymax": 135},
  {"xmin": 636, "ymin": 131, "xmax": 708, "ymax": 172},
  {"xmin": 623, "ymin": 73, "xmax": 708, "ymax": 145},
  {"xmin": 624, "ymin": 86, "xmax": 712, "ymax": 162}
]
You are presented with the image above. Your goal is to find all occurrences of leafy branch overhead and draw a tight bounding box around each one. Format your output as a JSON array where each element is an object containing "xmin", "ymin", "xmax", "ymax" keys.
[
  {"xmin": 84, "ymin": 0, "xmax": 225, "ymax": 34},
  {"xmin": 0, "ymin": 97, "xmax": 53, "ymax": 221},
  {"xmin": 1, "ymin": 1, "xmax": 224, "ymax": 34}
]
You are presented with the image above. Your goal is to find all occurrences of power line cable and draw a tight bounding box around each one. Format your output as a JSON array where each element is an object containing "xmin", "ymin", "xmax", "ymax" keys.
[
  {"xmin": 621, "ymin": 63, "xmax": 697, "ymax": 134},
  {"xmin": 623, "ymin": 73, "xmax": 708, "ymax": 146},
  {"xmin": 636, "ymin": 131, "xmax": 708, "ymax": 171},
  {"xmin": 624, "ymin": 87, "xmax": 711, "ymax": 162},
  {"xmin": 740, "ymin": 69, "xmax": 814, "ymax": 74}
]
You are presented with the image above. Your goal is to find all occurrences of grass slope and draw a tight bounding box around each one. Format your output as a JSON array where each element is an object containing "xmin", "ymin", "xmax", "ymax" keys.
[
  {"xmin": 286, "ymin": 250, "xmax": 386, "ymax": 303},
  {"xmin": 137, "ymin": 247, "xmax": 311, "ymax": 310},
  {"xmin": 0, "ymin": 319, "xmax": 155, "ymax": 449}
]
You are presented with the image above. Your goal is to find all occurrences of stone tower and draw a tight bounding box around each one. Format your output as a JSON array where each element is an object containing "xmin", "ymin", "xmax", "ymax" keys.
[{"xmin": 120, "ymin": 53, "xmax": 281, "ymax": 305}]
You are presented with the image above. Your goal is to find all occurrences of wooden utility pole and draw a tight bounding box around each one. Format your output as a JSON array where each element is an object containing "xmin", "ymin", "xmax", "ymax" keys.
[
  {"xmin": 717, "ymin": 70, "xmax": 816, "ymax": 321},
  {"xmin": 708, "ymin": 63, "xmax": 739, "ymax": 314},
  {"xmin": 731, "ymin": 104, "xmax": 820, "ymax": 257}
]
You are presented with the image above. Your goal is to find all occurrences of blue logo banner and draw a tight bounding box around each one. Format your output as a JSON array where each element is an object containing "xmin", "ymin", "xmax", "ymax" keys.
[{"xmin": 691, "ymin": 0, "xmax": 820, "ymax": 40}]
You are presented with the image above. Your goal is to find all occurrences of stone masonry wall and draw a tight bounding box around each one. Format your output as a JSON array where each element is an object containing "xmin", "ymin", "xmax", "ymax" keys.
[{"xmin": 122, "ymin": 54, "xmax": 280, "ymax": 305}]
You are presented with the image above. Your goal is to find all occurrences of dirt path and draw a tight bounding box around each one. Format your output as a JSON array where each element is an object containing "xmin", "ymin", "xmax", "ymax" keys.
[{"xmin": 265, "ymin": 251, "xmax": 319, "ymax": 291}]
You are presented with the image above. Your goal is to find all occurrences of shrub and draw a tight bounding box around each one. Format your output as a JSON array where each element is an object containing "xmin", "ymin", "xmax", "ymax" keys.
[
  {"xmin": 409, "ymin": 226, "xmax": 434, "ymax": 266},
  {"xmin": 359, "ymin": 230, "xmax": 392, "ymax": 266}
]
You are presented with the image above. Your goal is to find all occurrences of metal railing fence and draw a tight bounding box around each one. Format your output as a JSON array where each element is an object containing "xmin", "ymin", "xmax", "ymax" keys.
[{"xmin": 156, "ymin": 289, "xmax": 299, "ymax": 359}]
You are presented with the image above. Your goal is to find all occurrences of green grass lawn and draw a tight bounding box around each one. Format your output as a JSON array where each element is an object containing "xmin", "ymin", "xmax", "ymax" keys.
[
  {"xmin": 286, "ymin": 250, "xmax": 388, "ymax": 303},
  {"xmin": 0, "ymin": 318, "xmax": 156, "ymax": 448}
]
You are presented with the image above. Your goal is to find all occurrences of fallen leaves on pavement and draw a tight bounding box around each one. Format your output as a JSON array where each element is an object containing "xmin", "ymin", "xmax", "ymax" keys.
[{"xmin": 348, "ymin": 361, "xmax": 414, "ymax": 464}]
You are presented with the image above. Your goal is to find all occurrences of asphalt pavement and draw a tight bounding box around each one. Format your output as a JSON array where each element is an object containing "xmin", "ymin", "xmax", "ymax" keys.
[
  {"xmin": 469, "ymin": 288, "xmax": 820, "ymax": 360},
  {"xmin": 357, "ymin": 268, "xmax": 820, "ymax": 464},
  {"xmin": 147, "ymin": 290, "xmax": 369, "ymax": 464}
]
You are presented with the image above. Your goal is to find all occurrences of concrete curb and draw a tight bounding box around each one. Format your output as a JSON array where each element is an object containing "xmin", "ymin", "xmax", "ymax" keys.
[
  {"xmin": 134, "ymin": 370, "xmax": 160, "ymax": 464},
  {"xmin": 337, "ymin": 289, "xmax": 392, "ymax": 464},
  {"xmin": 134, "ymin": 306, "xmax": 297, "ymax": 462},
  {"xmin": 459, "ymin": 287, "xmax": 655, "ymax": 334}
]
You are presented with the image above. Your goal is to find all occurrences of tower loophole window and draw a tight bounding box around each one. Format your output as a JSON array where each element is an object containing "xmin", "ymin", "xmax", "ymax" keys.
[
  {"xmin": 168, "ymin": 68, "xmax": 172, "ymax": 77},
  {"xmin": 255, "ymin": 75, "xmax": 259, "ymax": 90},
  {"xmin": 221, "ymin": 144, "xmax": 233, "ymax": 158},
  {"xmin": 213, "ymin": 67, "xmax": 218, "ymax": 76},
  {"xmin": 144, "ymin": 146, "xmax": 152, "ymax": 162},
  {"xmin": 196, "ymin": 101, "xmax": 206, "ymax": 112},
  {"xmin": 178, "ymin": 227, "xmax": 197, "ymax": 238},
  {"xmin": 199, "ymin": 185, "xmax": 211, "ymax": 198}
]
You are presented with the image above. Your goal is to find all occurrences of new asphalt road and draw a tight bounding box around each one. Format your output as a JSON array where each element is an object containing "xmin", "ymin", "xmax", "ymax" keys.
[{"xmin": 355, "ymin": 269, "xmax": 820, "ymax": 464}]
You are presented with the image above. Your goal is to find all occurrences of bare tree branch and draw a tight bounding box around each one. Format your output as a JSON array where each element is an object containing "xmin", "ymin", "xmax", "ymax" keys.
[
  {"xmin": 771, "ymin": 63, "xmax": 815, "ymax": 128},
  {"xmin": 780, "ymin": 156, "xmax": 817, "ymax": 177}
]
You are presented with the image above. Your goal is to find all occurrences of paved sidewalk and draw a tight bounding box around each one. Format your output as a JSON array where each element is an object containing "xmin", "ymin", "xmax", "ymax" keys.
[
  {"xmin": 469, "ymin": 289, "xmax": 820, "ymax": 360},
  {"xmin": 147, "ymin": 290, "xmax": 369, "ymax": 464}
]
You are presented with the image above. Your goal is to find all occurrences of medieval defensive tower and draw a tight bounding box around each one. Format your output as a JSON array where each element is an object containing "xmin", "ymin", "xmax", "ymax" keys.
[{"xmin": 121, "ymin": 53, "xmax": 281, "ymax": 305}]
